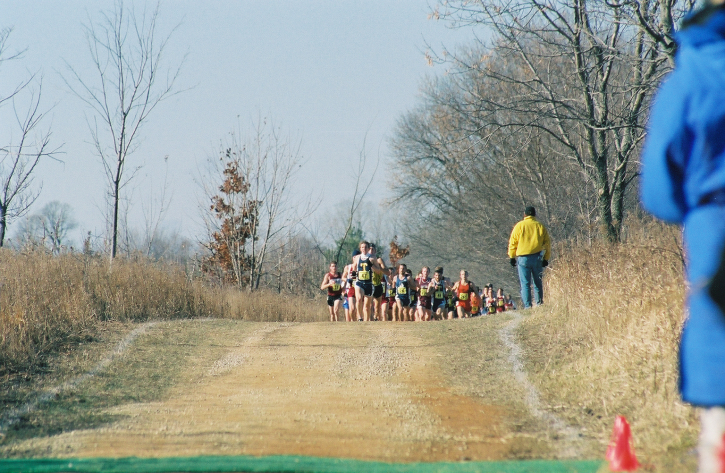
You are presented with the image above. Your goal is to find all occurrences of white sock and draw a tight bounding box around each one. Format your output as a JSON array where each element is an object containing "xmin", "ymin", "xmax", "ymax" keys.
[{"xmin": 699, "ymin": 407, "xmax": 725, "ymax": 473}]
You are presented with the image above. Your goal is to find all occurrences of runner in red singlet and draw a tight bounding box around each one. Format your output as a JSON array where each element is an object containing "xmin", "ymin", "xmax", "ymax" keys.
[
  {"xmin": 415, "ymin": 266, "xmax": 432, "ymax": 322},
  {"xmin": 452, "ymin": 270, "xmax": 475, "ymax": 319}
]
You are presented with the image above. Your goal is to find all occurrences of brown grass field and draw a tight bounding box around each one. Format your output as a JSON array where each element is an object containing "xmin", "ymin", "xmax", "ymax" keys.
[{"xmin": 0, "ymin": 219, "xmax": 696, "ymax": 471}]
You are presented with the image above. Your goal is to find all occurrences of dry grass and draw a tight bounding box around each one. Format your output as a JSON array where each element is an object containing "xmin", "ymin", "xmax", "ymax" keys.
[
  {"xmin": 218, "ymin": 288, "xmax": 328, "ymax": 323},
  {"xmin": 0, "ymin": 250, "xmax": 326, "ymax": 376},
  {"xmin": 518, "ymin": 217, "xmax": 697, "ymax": 466}
]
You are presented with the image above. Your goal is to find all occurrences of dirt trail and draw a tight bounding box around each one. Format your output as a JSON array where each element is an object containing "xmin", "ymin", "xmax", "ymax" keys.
[{"xmin": 2, "ymin": 319, "xmax": 572, "ymax": 462}]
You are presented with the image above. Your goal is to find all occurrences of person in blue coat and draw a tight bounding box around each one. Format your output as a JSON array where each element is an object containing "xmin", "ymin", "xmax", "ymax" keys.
[{"xmin": 640, "ymin": 2, "xmax": 725, "ymax": 470}]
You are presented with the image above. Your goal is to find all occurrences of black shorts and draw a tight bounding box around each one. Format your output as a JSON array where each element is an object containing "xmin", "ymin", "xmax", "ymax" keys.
[
  {"xmin": 433, "ymin": 298, "xmax": 446, "ymax": 311},
  {"xmin": 355, "ymin": 281, "xmax": 374, "ymax": 297},
  {"xmin": 396, "ymin": 296, "xmax": 411, "ymax": 307},
  {"xmin": 327, "ymin": 294, "xmax": 342, "ymax": 307},
  {"xmin": 373, "ymin": 284, "xmax": 384, "ymax": 299}
]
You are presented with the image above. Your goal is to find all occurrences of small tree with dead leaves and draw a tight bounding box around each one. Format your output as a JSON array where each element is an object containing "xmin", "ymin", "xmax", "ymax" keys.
[
  {"xmin": 203, "ymin": 153, "xmax": 258, "ymax": 286},
  {"xmin": 389, "ymin": 235, "xmax": 409, "ymax": 268}
]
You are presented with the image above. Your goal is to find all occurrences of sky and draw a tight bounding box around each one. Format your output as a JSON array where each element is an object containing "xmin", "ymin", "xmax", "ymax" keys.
[{"xmin": 1, "ymin": 1, "xmax": 477, "ymax": 249}]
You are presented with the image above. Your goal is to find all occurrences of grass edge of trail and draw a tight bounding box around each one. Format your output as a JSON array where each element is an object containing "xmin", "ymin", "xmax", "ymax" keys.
[
  {"xmin": 0, "ymin": 455, "xmax": 604, "ymax": 473},
  {"xmin": 0, "ymin": 319, "xmax": 256, "ymax": 453}
]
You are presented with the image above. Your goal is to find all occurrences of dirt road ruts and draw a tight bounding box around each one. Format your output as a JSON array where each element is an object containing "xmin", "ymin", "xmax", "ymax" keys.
[{"xmin": 1, "ymin": 318, "xmax": 584, "ymax": 461}]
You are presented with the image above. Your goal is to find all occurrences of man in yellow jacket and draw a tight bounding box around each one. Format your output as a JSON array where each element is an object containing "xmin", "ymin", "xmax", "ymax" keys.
[{"xmin": 508, "ymin": 206, "xmax": 551, "ymax": 309}]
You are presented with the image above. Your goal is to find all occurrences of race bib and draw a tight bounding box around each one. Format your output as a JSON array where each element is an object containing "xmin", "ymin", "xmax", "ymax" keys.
[
  {"xmin": 419, "ymin": 287, "xmax": 428, "ymax": 297},
  {"xmin": 387, "ymin": 288, "xmax": 394, "ymax": 297},
  {"xmin": 331, "ymin": 280, "xmax": 341, "ymax": 291},
  {"xmin": 358, "ymin": 270, "xmax": 371, "ymax": 281},
  {"xmin": 397, "ymin": 286, "xmax": 407, "ymax": 295},
  {"xmin": 435, "ymin": 291, "xmax": 444, "ymax": 299},
  {"xmin": 458, "ymin": 292, "xmax": 469, "ymax": 301}
]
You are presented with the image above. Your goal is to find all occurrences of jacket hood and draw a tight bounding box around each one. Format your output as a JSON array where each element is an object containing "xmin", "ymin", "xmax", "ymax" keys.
[
  {"xmin": 677, "ymin": 8, "xmax": 725, "ymax": 47},
  {"xmin": 675, "ymin": 8, "xmax": 725, "ymax": 95}
]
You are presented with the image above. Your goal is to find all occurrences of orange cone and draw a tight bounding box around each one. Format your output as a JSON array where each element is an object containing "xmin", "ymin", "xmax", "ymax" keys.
[{"xmin": 605, "ymin": 415, "xmax": 640, "ymax": 472}]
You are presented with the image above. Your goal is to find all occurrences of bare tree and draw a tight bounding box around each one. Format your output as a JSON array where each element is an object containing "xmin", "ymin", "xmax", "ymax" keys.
[
  {"xmin": 0, "ymin": 27, "xmax": 29, "ymax": 108},
  {"xmin": 238, "ymin": 118, "xmax": 316, "ymax": 290},
  {"xmin": 0, "ymin": 29, "xmax": 61, "ymax": 246},
  {"xmin": 63, "ymin": 0, "xmax": 184, "ymax": 260},
  {"xmin": 115, "ymin": 155, "xmax": 173, "ymax": 258},
  {"xmin": 38, "ymin": 201, "xmax": 77, "ymax": 253},
  {"xmin": 389, "ymin": 59, "xmax": 596, "ymax": 285},
  {"xmin": 139, "ymin": 156, "xmax": 173, "ymax": 257},
  {"xmin": 13, "ymin": 201, "xmax": 77, "ymax": 253},
  {"xmin": 431, "ymin": 0, "xmax": 692, "ymax": 241},
  {"xmin": 299, "ymin": 137, "xmax": 382, "ymax": 267},
  {"xmin": 202, "ymin": 117, "xmax": 316, "ymax": 290},
  {"xmin": 332, "ymin": 134, "xmax": 379, "ymax": 264},
  {"xmin": 264, "ymin": 232, "xmax": 328, "ymax": 296}
]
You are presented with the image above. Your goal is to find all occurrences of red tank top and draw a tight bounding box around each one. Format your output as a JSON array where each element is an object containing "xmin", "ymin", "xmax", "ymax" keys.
[
  {"xmin": 416, "ymin": 276, "xmax": 431, "ymax": 299},
  {"xmin": 327, "ymin": 272, "xmax": 343, "ymax": 296},
  {"xmin": 456, "ymin": 282, "xmax": 471, "ymax": 301}
]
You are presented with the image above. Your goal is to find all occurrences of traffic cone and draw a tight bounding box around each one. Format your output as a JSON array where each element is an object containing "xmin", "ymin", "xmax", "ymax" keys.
[{"xmin": 605, "ymin": 415, "xmax": 640, "ymax": 472}]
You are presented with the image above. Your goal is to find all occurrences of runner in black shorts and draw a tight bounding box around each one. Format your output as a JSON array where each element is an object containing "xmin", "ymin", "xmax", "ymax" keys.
[
  {"xmin": 320, "ymin": 261, "xmax": 343, "ymax": 321},
  {"xmin": 446, "ymin": 289, "xmax": 457, "ymax": 319},
  {"xmin": 386, "ymin": 278, "xmax": 399, "ymax": 321},
  {"xmin": 394, "ymin": 265, "xmax": 417, "ymax": 322},
  {"xmin": 352, "ymin": 241, "xmax": 385, "ymax": 322},
  {"xmin": 369, "ymin": 244, "xmax": 389, "ymax": 320},
  {"xmin": 406, "ymin": 269, "xmax": 417, "ymax": 321},
  {"xmin": 430, "ymin": 268, "xmax": 447, "ymax": 321}
]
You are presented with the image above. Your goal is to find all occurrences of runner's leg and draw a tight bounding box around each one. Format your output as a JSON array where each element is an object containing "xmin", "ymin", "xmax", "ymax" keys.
[
  {"xmin": 333, "ymin": 298, "xmax": 341, "ymax": 322},
  {"xmin": 363, "ymin": 294, "xmax": 373, "ymax": 321},
  {"xmin": 355, "ymin": 285, "xmax": 365, "ymax": 321},
  {"xmin": 347, "ymin": 295, "xmax": 356, "ymax": 322}
]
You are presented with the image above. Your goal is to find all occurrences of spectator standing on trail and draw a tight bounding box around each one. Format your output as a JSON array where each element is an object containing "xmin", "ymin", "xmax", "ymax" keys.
[
  {"xmin": 640, "ymin": 2, "xmax": 725, "ymax": 470},
  {"xmin": 508, "ymin": 207, "xmax": 551, "ymax": 309}
]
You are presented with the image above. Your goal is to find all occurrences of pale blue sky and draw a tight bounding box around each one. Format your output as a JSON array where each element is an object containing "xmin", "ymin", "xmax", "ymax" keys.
[{"xmin": 1, "ymin": 1, "xmax": 476, "ymax": 247}]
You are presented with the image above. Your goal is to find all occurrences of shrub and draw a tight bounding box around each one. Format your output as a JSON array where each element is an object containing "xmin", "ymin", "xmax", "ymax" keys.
[
  {"xmin": 518, "ymin": 217, "xmax": 695, "ymax": 461},
  {"xmin": 0, "ymin": 250, "xmax": 326, "ymax": 375}
]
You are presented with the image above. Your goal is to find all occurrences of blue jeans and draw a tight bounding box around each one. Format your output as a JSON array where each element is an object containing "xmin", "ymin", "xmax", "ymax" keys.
[{"xmin": 517, "ymin": 254, "xmax": 543, "ymax": 308}]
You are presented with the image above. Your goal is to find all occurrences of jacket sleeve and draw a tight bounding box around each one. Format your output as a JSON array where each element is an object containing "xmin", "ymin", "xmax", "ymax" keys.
[
  {"xmin": 640, "ymin": 72, "xmax": 691, "ymax": 224},
  {"xmin": 542, "ymin": 226, "xmax": 551, "ymax": 261},
  {"xmin": 508, "ymin": 222, "xmax": 520, "ymax": 258}
]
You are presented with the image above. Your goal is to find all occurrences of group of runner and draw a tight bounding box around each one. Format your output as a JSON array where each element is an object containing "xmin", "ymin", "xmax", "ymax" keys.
[{"xmin": 320, "ymin": 240, "xmax": 516, "ymax": 322}]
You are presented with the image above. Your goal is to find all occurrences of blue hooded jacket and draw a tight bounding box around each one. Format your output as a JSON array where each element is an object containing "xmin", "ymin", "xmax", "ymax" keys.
[{"xmin": 641, "ymin": 7, "xmax": 725, "ymax": 406}]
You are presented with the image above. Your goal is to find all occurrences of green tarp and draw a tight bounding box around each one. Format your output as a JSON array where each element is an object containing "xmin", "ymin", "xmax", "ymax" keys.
[{"xmin": 0, "ymin": 455, "xmax": 604, "ymax": 473}]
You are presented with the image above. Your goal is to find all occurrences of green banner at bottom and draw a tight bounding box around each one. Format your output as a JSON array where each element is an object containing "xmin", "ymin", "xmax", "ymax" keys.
[{"xmin": 0, "ymin": 455, "xmax": 604, "ymax": 473}]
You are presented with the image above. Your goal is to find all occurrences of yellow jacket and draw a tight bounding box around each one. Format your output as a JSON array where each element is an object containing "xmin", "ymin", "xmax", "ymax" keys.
[{"xmin": 508, "ymin": 216, "xmax": 551, "ymax": 260}]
